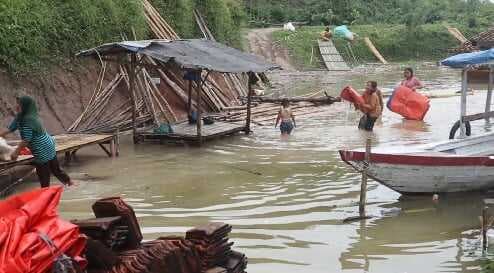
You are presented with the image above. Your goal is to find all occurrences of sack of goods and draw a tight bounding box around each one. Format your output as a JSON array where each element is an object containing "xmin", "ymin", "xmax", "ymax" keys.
[
  {"xmin": 387, "ymin": 86, "xmax": 430, "ymax": 121},
  {"xmin": 340, "ymin": 86, "xmax": 365, "ymax": 107},
  {"xmin": 283, "ymin": 22, "xmax": 296, "ymax": 32},
  {"xmin": 334, "ymin": 25, "xmax": 354, "ymax": 41}
]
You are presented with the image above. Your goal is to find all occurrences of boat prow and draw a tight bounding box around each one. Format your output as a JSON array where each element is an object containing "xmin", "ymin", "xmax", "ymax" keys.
[{"xmin": 339, "ymin": 132, "xmax": 494, "ymax": 194}]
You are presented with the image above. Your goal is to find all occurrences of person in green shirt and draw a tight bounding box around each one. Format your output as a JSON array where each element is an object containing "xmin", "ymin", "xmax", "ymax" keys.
[{"xmin": 0, "ymin": 96, "xmax": 74, "ymax": 188}]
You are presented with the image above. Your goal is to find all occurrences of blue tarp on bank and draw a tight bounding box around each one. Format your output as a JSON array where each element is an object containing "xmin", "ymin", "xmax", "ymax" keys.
[{"xmin": 441, "ymin": 48, "xmax": 494, "ymax": 68}]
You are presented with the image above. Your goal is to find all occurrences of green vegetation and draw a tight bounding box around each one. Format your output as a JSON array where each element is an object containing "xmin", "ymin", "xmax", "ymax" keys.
[
  {"xmin": 0, "ymin": 0, "xmax": 148, "ymax": 74},
  {"xmin": 0, "ymin": 0, "xmax": 245, "ymax": 75},
  {"xmin": 245, "ymin": 0, "xmax": 494, "ymax": 29},
  {"xmin": 272, "ymin": 24, "xmax": 486, "ymax": 68}
]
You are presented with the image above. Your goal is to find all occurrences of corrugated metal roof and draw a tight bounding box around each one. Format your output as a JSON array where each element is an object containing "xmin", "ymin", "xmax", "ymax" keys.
[{"xmin": 78, "ymin": 39, "xmax": 281, "ymax": 73}]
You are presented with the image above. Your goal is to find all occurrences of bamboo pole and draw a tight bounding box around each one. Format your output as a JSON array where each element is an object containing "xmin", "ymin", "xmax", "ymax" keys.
[
  {"xmin": 188, "ymin": 80, "xmax": 193, "ymax": 113},
  {"xmin": 196, "ymin": 75, "xmax": 203, "ymax": 145},
  {"xmin": 364, "ymin": 37, "xmax": 388, "ymax": 64},
  {"xmin": 130, "ymin": 54, "xmax": 138, "ymax": 143},
  {"xmin": 246, "ymin": 75, "xmax": 253, "ymax": 134},
  {"xmin": 486, "ymin": 66, "xmax": 493, "ymax": 122}
]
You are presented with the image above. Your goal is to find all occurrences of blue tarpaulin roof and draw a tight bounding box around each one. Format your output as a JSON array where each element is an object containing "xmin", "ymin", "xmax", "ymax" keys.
[
  {"xmin": 77, "ymin": 39, "xmax": 280, "ymax": 73},
  {"xmin": 440, "ymin": 48, "xmax": 494, "ymax": 68}
]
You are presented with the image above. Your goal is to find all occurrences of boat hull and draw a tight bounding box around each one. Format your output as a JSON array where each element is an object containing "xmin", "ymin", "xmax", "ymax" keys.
[{"xmin": 340, "ymin": 150, "xmax": 494, "ymax": 194}]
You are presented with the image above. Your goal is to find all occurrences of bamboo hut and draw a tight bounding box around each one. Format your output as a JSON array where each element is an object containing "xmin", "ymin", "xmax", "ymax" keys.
[{"xmin": 77, "ymin": 39, "xmax": 280, "ymax": 145}]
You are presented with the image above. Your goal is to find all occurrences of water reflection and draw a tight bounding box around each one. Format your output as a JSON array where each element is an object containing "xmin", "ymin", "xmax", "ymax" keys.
[{"xmin": 341, "ymin": 195, "xmax": 485, "ymax": 273}]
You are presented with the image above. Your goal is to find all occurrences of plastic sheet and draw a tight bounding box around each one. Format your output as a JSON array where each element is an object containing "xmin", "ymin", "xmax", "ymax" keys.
[
  {"xmin": 387, "ymin": 86, "xmax": 430, "ymax": 120},
  {"xmin": 0, "ymin": 186, "xmax": 86, "ymax": 273},
  {"xmin": 340, "ymin": 86, "xmax": 365, "ymax": 107}
]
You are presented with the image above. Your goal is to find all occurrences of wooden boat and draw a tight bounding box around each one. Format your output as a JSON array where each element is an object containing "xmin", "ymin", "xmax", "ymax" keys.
[
  {"xmin": 340, "ymin": 49, "xmax": 494, "ymax": 194},
  {"xmin": 340, "ymin": 132, "xmax": 494, "ymax": 194}
]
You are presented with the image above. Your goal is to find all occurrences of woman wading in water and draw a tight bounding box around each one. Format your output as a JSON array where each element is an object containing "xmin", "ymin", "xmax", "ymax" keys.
[{"xmin": 0, "ymin": 96, "xmax": 74, "ymax": 188}]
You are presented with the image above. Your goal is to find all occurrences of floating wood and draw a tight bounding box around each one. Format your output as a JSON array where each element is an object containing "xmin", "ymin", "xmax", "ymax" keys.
[{"xmin": 247, "ymin": 95, "xmax": 340, "ymax": 104}]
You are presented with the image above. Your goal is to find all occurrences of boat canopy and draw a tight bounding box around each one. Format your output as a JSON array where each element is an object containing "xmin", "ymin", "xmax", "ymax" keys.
[{"xmin": 440, "ymin": 48, "xmax": 494, "ymax": 68}]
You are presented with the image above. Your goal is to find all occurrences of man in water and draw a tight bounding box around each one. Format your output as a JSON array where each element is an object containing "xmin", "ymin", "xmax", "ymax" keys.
[
  {"xmin": 275, "ymin": 99, "xmax": 296, "ymax": 137},
  {"xmin": 320, "ymin": 27, "xmax": 332, "ymax": 41},
  {"xmin": 358, "ymin": 81, "xmax": 382, "ymax": 131}
]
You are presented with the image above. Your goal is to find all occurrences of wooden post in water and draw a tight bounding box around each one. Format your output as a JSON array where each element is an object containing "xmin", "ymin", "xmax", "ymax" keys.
[
  {"xmin": 187, "ymin": 80, "xmax": 193, "ymax": 114},
  {"xmin": 482, "ymin": 205, "xmax": 488, "ymax": 251},
  {"xmin": 116, "ymin": 128, "xmax": 120, "ymax": 157},
  {"xmin": 246, "ymin": 73, "xmax": 253, "ymax": 134},
  {"xmin": 460, "ymin": 69, "xmax": 468, "ymax": 138},
  {"xmin": 130, "ymin": 54, "xmax": 138, "ymax": 144},
  {"xmin": 359, "ymin": 137, "xmax": 371, "ymax": 217},
  {"xmin": 196, "ymin": 73, "xmax": 203, "ymax": 145},
  {"xmin": 486, "ymin": 66, "xmax": 493, "ymax": 122}
]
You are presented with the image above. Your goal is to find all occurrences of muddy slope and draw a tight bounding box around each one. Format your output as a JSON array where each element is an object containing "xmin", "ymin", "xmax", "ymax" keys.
[
  {"xmin": 0, "ymin": 61, "xmax": 123, "ymax": 135},
  {"xmin": 246, "ymin": 28, "xmax": 296, "ymax": 71}
]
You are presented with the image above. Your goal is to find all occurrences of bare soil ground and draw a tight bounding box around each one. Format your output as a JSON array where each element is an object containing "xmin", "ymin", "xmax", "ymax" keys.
[
  {"xmin": 0, "ymin": 61, "xmax": 125, "ymax": 135},
  {"xmin": 246, "ymin": 28, "xmax": 297, "ymax": 71}
]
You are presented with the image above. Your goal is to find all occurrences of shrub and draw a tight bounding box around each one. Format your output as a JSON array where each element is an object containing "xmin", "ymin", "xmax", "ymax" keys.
[{"xmin": 0, "ymin": 0, "xmax": 148, "ymax": 74}]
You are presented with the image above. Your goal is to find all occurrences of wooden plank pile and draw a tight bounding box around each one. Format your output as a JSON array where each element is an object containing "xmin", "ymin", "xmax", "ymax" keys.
[{"xmin": 75, "ymin": 197, "xmax": 248, "ymax": 273}]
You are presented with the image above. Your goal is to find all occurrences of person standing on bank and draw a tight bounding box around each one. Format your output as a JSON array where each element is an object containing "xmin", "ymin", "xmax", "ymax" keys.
[
  {"xmin": 401, "ymin": 67, "xmax": 424, "ymax": 91},
  {"xmin": 358, "ymin": 81, "xmax": 382, "ymax": 131},
  {"xmin": 0, "ymin": 96, "xmax": 74, "ymax": 187}
]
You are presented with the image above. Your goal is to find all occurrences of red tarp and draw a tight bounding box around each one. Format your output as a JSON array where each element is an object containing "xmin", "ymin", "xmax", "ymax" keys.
[
  {"xmin": 340, "ymin": 86, "xmax": 365, "ymax": 107},
  {"xmin": 387, "ymin": 86, "xmax": 430, "ymax": 121},
  {"xmin": 0, "ymin": 186, "xmax": 86, "ymax": 273}
]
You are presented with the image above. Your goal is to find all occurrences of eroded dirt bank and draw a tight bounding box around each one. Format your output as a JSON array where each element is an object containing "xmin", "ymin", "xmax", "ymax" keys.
[{"xmin": 0, "ymin": 62, "xmax": 124, "ymax": 134}]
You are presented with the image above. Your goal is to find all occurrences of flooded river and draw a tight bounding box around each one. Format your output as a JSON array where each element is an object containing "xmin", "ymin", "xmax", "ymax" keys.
[{"xmin": 14, "ymin": 63, "xmax": 494, "ymax": 273}]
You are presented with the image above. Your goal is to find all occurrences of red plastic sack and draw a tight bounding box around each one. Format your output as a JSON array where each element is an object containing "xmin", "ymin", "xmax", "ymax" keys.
[
  {"xmin": 387, "ymin": 86, "xmax": 430, "ymax": 120},
  {"xmin": 0, "ymin": 186, "xmax": 86, "ymax": 273},
  {"xmin": 340, "ymin": 86, "xmax": 365, "ymax": 107}
]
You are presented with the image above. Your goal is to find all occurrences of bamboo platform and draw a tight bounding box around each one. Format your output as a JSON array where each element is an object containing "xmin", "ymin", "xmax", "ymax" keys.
[
  {"xmin": 318, "ymin": 40, "xmax": 351, "ymax": 71},
  {"xmin": 0, "ymin": 133, "xmax": 118, "ymax": 170},
  {"xmin": 136, "ymin": 121, "xmax": 246, "ymax": 143}
]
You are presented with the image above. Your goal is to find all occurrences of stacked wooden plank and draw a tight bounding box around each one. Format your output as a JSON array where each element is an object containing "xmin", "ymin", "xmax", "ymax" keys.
[
  {"xmin": 92, "ymin": 197, "xmax": 144, "ymax": 250},
  {"xmin": 186, "ymin": 222, "xmax": 247, "ymax": 273},
  {"xmin": 72, "ymin": 216, "xmax": 128, "ymax": 250},
  {"xmin": 76, "ymin": 197, "xmax": 248, "ymax": 273}
]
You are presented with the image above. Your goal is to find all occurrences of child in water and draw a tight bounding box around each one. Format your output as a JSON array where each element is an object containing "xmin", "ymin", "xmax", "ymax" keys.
[{"xmin": 275, "ymin": 99, "xmax": 296, "ymax": 136}]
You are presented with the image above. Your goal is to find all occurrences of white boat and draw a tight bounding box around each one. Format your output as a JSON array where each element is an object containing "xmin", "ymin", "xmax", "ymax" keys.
[
  {"xmin": 340, "ymin": 132, "xmax": 494, "ymax": 193},
  {"xmin": 340, "ymin": 49, "xmax": 494, "ymax": 194}
]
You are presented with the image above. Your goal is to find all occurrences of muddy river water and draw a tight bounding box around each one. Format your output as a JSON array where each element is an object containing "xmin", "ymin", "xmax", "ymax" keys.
[{"xmin": 14, "ymin": 63, "xmax": 494, "ymax": 273}]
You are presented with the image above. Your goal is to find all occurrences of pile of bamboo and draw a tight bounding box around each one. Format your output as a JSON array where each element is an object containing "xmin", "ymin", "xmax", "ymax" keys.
[
  {"xmin": 68, "ymin": 63, "xmax": 178, "ymax": 133},
  {"xmin": 69, "ymin": 0, "xmax": 249, "ymax": 133},
  {"xmin": 223, "ymin": 91, "xmax": 338, "ymax": 125},
  {"xmin": 69, "ymin": 0, "xmax": 337, "ymax": 134}
]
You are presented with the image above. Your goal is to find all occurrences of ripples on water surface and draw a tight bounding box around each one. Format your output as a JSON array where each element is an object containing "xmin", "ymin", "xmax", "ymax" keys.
[{"xmin": 15, "ymin": 64, "xmax": 494, "ymax": 272}]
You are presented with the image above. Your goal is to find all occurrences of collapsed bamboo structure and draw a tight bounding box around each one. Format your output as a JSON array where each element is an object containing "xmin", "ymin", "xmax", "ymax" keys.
[
  {"xmin": 69, "ymin": 0, "xmax": 248, "ymax": 134},
  {"xmin": 69, "ymin": 0, "xmax": 338, "ymax": 136}
]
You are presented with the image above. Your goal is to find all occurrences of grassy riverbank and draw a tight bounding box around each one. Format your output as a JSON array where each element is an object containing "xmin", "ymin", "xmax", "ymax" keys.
[
  {"xmin": 272, "ymin": 24, "xmax": 485, "ymax": 69},
  {"xmin": 0, "ymin": 0, "xmax": 245, "ymax": 75}
]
